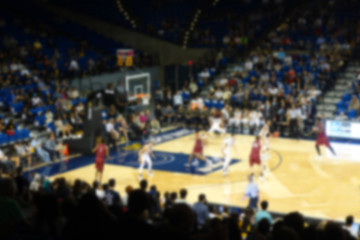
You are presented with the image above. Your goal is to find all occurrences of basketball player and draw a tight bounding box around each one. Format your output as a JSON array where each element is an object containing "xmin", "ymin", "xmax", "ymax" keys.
[
  {"xmin": 92, "ymin": 138, "xmax": 110, "ymax": 183},
  {"xmin": 259, "ymin": 120, "xmax": 271, "ymax": 160},
  {"xmin": 229, "ymin": 108, "xmax": 242, "ymax": 131},
  {"xmin": 222, "ymin": 133, "xmax": 236, "ymax": 176},
  {"xmin": 312, "ymin": 118, "xmax": 336, "ymax": 160},
  {"xmin": 186, "ymin": 130, "xmax": 213, "ymax": 169},
  {"xmin": 138, "ymin": 141, "xmax": 155, "ymax": 180},
  {"xmin": 249, "ymin": 136, "xmax": 263, "ymax": 180},
  {"xmin": 208, "ymin": 113, "xmax": 226, "ymax": 135}
]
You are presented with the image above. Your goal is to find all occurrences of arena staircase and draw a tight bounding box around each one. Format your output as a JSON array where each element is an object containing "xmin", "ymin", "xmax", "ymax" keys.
[{"xmin": 316, "ymin": 63, "xmax": 359, "ymax": 118}]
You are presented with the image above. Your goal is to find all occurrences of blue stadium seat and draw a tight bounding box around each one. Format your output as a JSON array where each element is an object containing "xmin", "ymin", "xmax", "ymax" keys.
[
  {"xmin": 342, "ymin": 94, "xmax": 352, "ymax": 102},
  {"xmin": 216, "ymin": 101, "xmax": 225, "ymax": 110},
  {"xmin": 35, "ymin": 115, "xmax": 46, "ymax": 126},
  {"xmin": 347, "ymin": 110, "xmax": 358, "ymax": 119}
]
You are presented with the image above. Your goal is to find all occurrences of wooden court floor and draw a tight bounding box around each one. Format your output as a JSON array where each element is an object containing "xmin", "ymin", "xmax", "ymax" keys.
[{"xmin": 50, "ymin": 133, "xmax": 360, "ymax": 221}]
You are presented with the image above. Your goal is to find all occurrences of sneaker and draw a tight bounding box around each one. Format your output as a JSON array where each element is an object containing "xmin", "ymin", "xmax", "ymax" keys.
[
  {"xmin": 222, "ymin": 169, "xmax": 228, "ymax": 176},
  {"xmin": 207, "ymin": 160, "xmax": 213, "ymax": 170},
  {"xmin": 316, "ymin": 155, "xmax": 322, "ymax": 161},
  {"xmin": 148, "ymin": 172, "xmax": 153, "ymax": 177},
  {"xmin": 138, "ymin": 174, "xmax": 143, "ymax": 180}
]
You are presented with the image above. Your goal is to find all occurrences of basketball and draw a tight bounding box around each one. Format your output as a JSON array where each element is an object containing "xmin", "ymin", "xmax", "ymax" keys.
[{"xmin": 272, "ymin": 131, "xmax": 280, "ymax": 138}]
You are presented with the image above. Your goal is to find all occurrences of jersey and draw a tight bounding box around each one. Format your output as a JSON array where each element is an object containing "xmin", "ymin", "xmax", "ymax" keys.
[
  {"xmin": 223, "ymin": 137, "xmax": 235, "ymax": 156},
  {"xmin": 96, "ymin": 144, "xmax": 107, "ymax": 160},
  {"xmin": 234, "ymin": 110, "xmax": 241, "ymax": 120},
  {"xmin": 141, "ymin": 144, "xmax": 152, "ymax": 157},
  {"xmin": 193, "ymin": 136, "xmax": 203, "ymax": 154},
  {"xmin": 95, "ymin": 144, "xmax": 107, "ymax": 171},
  {"xmin": 316, "ymin": 122, "xmax": 330, "ymax": 147},
  {"xmin": 259, "ymin": 124, "xmax": 269, "ymax": 139},
  {"xmin": 249, "ymin": 140, "xmax": 261, "ymax": 166}
]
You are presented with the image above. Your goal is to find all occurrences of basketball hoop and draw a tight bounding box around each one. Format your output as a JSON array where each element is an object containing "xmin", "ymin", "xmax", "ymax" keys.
[{"xmin": 137, "ymin": 93, "xmax": 151, "ymax": 105}]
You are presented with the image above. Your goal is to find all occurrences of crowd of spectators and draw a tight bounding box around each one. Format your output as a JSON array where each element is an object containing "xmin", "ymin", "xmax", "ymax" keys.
[
  {"xmin": 0, "ymin": 173, "xmax": 358, "ymax": 240},
  {"xmin": 143, "ymin": 0, "xmax": 354, "ymax": 138}
]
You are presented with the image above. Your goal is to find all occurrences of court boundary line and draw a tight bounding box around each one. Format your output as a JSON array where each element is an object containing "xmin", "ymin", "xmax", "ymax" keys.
[{"xmin": 185, "ymin": 148, "xmax": 283, "ymax": 190}]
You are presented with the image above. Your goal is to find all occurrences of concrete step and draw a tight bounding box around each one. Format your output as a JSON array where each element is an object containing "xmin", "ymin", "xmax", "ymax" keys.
[
  {"xmin": 324, "ymin": 105, "xmax": 336, "ymax": 111},
  {"xmin": 324, "ymin": 91, "xmax": 336, "ymax": 97},
  {"xmin": 323, "ymin": 97, "xmax": 341, "ymax": 104},
  {"xmin": 317, "ymin": 111, "xmax": 335, "ymax": 118},
  {"xmin": 349, "ymin": 63, "xmax": 360, "ymax": 68},
  {"xmin": 334, "ymin": 85, "xmax": 348, "ymax": 91},
  {"xmin": 316, "ymin": 105, "xmax": 326, "ymax": 111},
  {"xmin": 344, "ymin": 72, "xmax": 356, "ymax": 78},
  {"xmin": 337, "ymin": 78, "xmax": 351, "ymax": 84},
  {"xmin": 347, "ymin": 66, "xmax": 359, "ymax": 72},
  {"xmin": 325, "ymin": 91, "xmax": 344, "ymax": 98}
]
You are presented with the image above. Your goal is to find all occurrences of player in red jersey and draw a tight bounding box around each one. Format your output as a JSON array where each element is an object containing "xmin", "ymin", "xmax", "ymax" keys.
[
  {"xmin": 249, "ymin": 136, "xmax": 263, "ymax": 179},
  {"xmin": 92, "ymin": 137, "xmax": 109, "ymax": 183},
  {"xmin": 186, "ymin": 130, "xmax": 212, "ymax": 169},
  {"xmin": 312, "ymin": 118, "xmax": 336, "ymax": 160}
]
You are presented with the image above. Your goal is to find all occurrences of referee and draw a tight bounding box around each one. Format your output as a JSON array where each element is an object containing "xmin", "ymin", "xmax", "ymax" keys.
[{"xmin": 242, "ymin": 173, "xmax": 259, "ymax": 209}]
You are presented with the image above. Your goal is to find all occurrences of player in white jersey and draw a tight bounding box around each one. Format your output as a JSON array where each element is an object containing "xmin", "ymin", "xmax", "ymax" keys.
[
  {"xmin": 221, "ymin": 133, "xmax": 236, "ymax": 176},
  {"xmin": 259, "ymin": 120, "xmax": 271, "ymax": 177},
  {"xmin": 208, "ymin": 116, "xmax": 226, "ymax": 135},
  {"xmin": 138, "ymin": 141, "xmax": 155, "ymax": 180},
  {"xmin": 229, "ymin": 108, "xmax": 241, "ymax": 129},
  {"xmin": 259, "ymin": 120, "xmax": 270, "ymax": 153}
]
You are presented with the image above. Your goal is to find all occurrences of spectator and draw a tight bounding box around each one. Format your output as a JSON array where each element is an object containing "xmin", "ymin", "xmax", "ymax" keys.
[
  {"xmin": 214, "ymin": 86, "xmax": 223, "ymax": 100},
  {"xmin": 255, "ymin": 200, "xmax": 273, "ymax": 225},
  {"xmin": 45, "ymin": 108, "xmax": 54, "ymax": 125},
  {"xmin": 112, "ymin": 189, "xmax": 154, "ymax": 239},
  {"xmin": 93, "ymin": 181, "xmax": 106, "ymax": 200},
  {"xmin": 43, "ymin": 132, "xmax": 60, "ymax": 161},
  {"xmin": 163, "ymin": 105, "xmax": 175, "ymax": 124},
  {"xmin": 193, "ymin": 193, "xmax": 209, "ymax": 228},
  {"xmin": 175, "ymin": 188, "xmax": 189, "ymax": 205},
  {"xmin": 287, "ymin": 104, "xmax": 301, "ymax": 138},
  {"xmin": 189, "ymin": 80, "xmax": 198, "ymax": 97},
  {"xmin": 0, "ymin": 148, "xmax": 13, "ymax": 171},
  {"xmin": 54, "ymin": 115, "xmax": 73, "ymax": 139},
  {"xmin": 336, "ymin": 112, "xmax": 348, "ymax": 121},
  {"xmin": 222, "ymin": 86, "xmax": 232, "ymax": 102},
  {"xmin": 29, "ymin": 173, "xmax": 42, "ymax": 192},
  {"xmin": 150, "ymin": 118, "xmax": 161, "ymax": 135},
  {"xmin": 163, "ymin": 90, "xmax": 173, "ymax": 107},
  {"xmin": 105, "ymin": 178, "xmax": 121, "ymax": 207},
  {"xmin": 122, "ymin": 185, "xmax": 133, "ymax": 206},
  {"xmin": 14, "ymin": 167, "xmax": 29, "ymax": 198},
  {"xmin": 105, "ymin": 118, "xmax": 119, "ymax": 150},
  {"xmin": 115, "ymin": 115, "xmax": 129, "ymax": 142},
  {"xmin": 348, "ymin": 95, "xmax": 360, "ymax": 111},
  {"xmin": 69, "ymin": 112, "xmax": 83, "ymax": 132},
  {"xmin": 14, "ymin": 142, "xmax": 32, "ymax": 166},
  {"xmin": 0, "ymin": 118, "xmax": 5, "ymax": 132},
  {"xmin": 31, "ymin": 93, "xmax": 42, "ymax": 106},
  {"xmin": 0, "ymin": 178, "xmax": 26, "ymax": 231},
  {"xmin": 155, "ymin": 104, "xmax": 163, "ymax": 124},
  {"xmin": 30, "ymin": 136, "xmax": 51, "ymax": 163},
  {"xmin": 173, "ymin": 91, "xmax": 183, "ymax": 109},
  {"xmin": 5, "ymin": 119, "xmax": 16, "ymax": 136},
  {"xmin": 343, "ymin": 215, "xmax": 358, "ymax": 239}
]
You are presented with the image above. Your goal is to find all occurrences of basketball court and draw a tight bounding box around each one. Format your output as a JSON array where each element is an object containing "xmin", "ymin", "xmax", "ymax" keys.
[{"xmin": 26, "ymin": 128, "xmax": 360, "ymax": 221}]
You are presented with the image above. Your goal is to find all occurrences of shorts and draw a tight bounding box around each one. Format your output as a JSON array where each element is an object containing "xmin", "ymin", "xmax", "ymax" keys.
[
  {"xmin": 193, "ymin": 147, "xmax": 203, "ymax": 155},
  {"xmin": 95, "ymin": 158, "xmax": 105, "ymax": 172},
  {"xmin": 316, "ymin": 136, "xmax": 330, "ymax": 147},
  {"xmin": 250, "ymin": 155, "xmax": 261, "ymax": 167}
]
